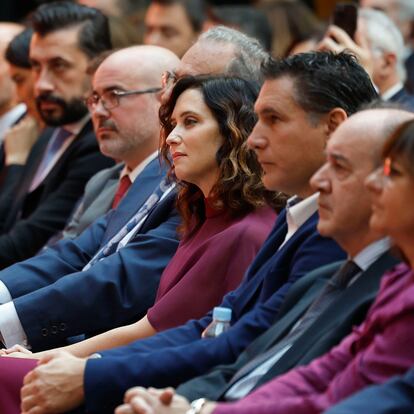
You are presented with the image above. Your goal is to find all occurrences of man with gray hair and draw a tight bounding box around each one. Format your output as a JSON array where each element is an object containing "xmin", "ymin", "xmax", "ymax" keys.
[
  {"xmin": 360, "ymin": 0, "xmax": 414, "ymax": 92},
  {"xmin": 161, "ymin": 25, "xmax": 267, "ymax": 105},
  {"xmin": 320, "ymin": 8, "xmax": 414, "ymax": 110}
]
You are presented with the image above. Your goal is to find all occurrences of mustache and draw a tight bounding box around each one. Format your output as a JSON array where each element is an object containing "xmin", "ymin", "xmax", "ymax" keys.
[
  {"xmin": 36, "ymin": 93, "xmax": 66, "ymax": 107},
  {"xmin": 97, "ymin": 119, "xmax": 118, "ymax": 131}
]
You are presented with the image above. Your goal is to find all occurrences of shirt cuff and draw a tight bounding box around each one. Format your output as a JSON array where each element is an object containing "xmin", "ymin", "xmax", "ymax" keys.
[
  {"xmin": 0, "ymin": 281, "xmax": 12, "ymax": 304},
  {"xmin": 0, "ymin": 301, "xmax": 29, "ymax": 348}
]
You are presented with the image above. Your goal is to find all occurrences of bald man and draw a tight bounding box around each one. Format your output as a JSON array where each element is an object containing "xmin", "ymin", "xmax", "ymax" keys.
[{"xmin": 0, "ymin": 45, "xmax": 182, "ymax": 351}]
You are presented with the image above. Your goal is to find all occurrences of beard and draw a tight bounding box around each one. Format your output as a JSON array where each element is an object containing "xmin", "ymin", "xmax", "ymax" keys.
[{"xmin": 36, "ymin": 92, "xmax": 88, "ymax": 126}]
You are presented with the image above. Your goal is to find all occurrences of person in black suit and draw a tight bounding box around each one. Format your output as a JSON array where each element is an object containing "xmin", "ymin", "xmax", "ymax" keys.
[{"xmin": 0, "ymin": 2, "xmax": 115, "ymax": 269}]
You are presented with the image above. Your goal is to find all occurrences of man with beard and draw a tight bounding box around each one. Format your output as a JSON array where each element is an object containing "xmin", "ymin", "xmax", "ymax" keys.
[{"xmin": 0, "ymin": 1, "xmax": 114, "ymax": 268}]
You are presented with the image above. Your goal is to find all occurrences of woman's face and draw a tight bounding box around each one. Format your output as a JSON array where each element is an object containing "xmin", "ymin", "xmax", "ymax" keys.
[
  {"xmin": 366, "ymin": 156, "xmax": 414, "ymax": 246},
  {"xmin": 9, "ymin": 64, "xmax": 38, "ymax": 118},
  {"xmin": 166, "ymin": 88, "xmax": 224, "ymax": 196}
]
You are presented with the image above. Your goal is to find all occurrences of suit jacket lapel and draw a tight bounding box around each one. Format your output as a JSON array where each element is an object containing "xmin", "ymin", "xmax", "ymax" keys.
[
  {"xmin": 11, "ymin": 128, "xmax": 53, "ymax": 210},
  {"xmin": 256, "ymin": 251, "xmax": 398, "ymax": 386},
  {"xmin": 103, "ymin": 158, "xmax": 166, "ymax": 241}
]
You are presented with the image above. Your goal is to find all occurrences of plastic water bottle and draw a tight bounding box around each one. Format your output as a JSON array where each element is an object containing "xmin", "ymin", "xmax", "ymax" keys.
[{"xmin": 202, "ymin": 307, "xmax": 232, "ymax": 338}]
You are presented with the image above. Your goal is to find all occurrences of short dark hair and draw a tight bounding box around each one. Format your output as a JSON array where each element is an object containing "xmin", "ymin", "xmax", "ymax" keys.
[
  {"xmin": 160, "ymin": 75, "xmax": 283, "ymax": 234},
  {"xmin": 5, "ymin": 27, "xmax": 33, "ymax": 69},
  {"xmin": 32, "ymin": 1, "xmax": 112, "ymax": 58},
  {"xmin": 262, "ymin": 51, "xmax": 378, "ymax": 119},
  {"xmin": 150, "ymin": 0, "xmax": 206, "ymax": 32}
]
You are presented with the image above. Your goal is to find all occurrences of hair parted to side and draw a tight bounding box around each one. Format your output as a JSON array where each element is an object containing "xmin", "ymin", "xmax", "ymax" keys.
[
  {"xmin": 5, "ymin": 27, "xmax": 33, "ymax": 69},
  {"xmin": 32, "ymin": 1, "xmax": 112, "ymax": 58},
  {"xmin": 261, "ymin": 51, "xmax": 378, "ymax": 119},
  {"xmin": 382, "ymin": 119, "xmax": 414, "ymax": 177},
  {"xmin": 160, "ymin": 75, "xmax": 284, "ymax": 235},
  {"xmin": 150, "ymin": 0, "xmax": 207, "ymax": 32},
  {"xmin": 200, "ymin": 26, "xmax": 269, "ymax": 84}
]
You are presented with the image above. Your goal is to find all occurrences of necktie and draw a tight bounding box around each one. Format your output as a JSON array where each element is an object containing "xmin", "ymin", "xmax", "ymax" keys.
[
  {"xmin": 112, "ymin": 175, "xmax": 132, "ymax": 209},
  {"xmin": 29, "ymin": 128, "xmax": 72, "ymax": 192},
  {"xmin": 227, "ymin": 260, "xmax": 361, "ymax": 388},
  {"xmin": 82, "ymin": 177, "xmax": 175, "ymax": 271}
]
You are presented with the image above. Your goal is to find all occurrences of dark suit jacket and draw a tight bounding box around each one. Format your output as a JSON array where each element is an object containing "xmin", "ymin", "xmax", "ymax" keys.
[
  {"xmin": 83, "ymin": 210, "xmax": 346, "ymax": 413},
  {"xmin": 388, "ymin": 87, "xmax": 414, "ymax": 112},
  {"xmin": 0, "ymin": 122, "xmax": 114, "ymax": 268},
  {"xmin": 325, "ymin": 365, "xmax": 414, "ymax": 414},
  {"xmin": 0, "ymin": 157, "xmax": 180, "ymax": 350},
  {"xmin": 177, "ymin": 251, "xmax": 398, "ymax": 401}
]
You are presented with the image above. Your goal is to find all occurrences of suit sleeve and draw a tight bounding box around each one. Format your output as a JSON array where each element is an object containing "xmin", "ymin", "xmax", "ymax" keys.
[
  {"xmin": 324, "ymin": 368, "xmax": 414, "ymax": 414},
  {"xmin": 11, "ymin": 206, "xmax": 180, "ymax": 351},
  {"xmin": 0, "ymin": 135, "xmax": 113, "ymax": 269},
  {"xmin": 0, "ymin": 211, "xmax": 110, "ymax": 299},
  {"xmin": 213, "ymin": 308, "xmax": 414, "ymax": 414},
  {"xmin": 83, "ymin": 231, "xmax": 345, "ymax": 413},
  {"xmin": 0, "ymin": 164, "xmax": 25, "ymax": 232}
]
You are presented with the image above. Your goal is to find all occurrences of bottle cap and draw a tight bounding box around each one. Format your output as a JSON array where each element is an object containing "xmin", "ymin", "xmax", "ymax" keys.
[{"xmin": 212, "ymin": 306, "xmax": 232, "ymax": 322}]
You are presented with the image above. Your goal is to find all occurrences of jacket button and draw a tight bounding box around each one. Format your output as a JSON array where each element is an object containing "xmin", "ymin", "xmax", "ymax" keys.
[
  {"xmin": 59, "ymin": 323, "xmax": 67, "ymax": 331},
  {"xmin": 51, "ymin": 325, "xmax": 58, "ymax": 334},
  {"xmin": 41, "ymin": 328, "xmax": 48, "ymax": 337}
]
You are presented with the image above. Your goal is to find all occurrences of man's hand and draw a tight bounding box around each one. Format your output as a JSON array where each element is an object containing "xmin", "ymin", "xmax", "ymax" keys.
[
  {"xmin": 318, "ymin": 25, "xmax": 374, "ymax": 78},
  {"xmin": 20, "ymin": 350, "xmax": 86, "ymax": 413},
  {"xmin": 115, "ymin": 387, "xmax": 190, "ymax": 414},
  {"xmin": 4, "ymin": 115, "xmax": 40, "ymax": 165}
]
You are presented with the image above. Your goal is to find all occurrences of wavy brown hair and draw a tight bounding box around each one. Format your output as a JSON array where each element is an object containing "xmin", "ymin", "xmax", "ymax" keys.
[{"xmin": 159, "ymin": 75, "xmax": 284, "ymax": 235}]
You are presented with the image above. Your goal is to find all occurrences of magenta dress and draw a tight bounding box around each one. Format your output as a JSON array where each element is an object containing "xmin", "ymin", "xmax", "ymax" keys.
[
  {"xmin": 0, "ymin": 357, "xmax": 37, "ymax": 414},
  {"xmin": 147, "ymin": 203, "xmax": 276, "ymax": 330}
]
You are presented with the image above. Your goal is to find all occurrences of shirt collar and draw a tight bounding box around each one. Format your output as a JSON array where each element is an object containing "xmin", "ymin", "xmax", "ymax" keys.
[
  {"xmin": 382, "ymin": 82, "xmax": 404, "ymax": 101},
  {"xmin": 0, "ymin": 103, "xmax": 26, "ymax": 139},
  {"xmin": 352, "ymin": 237, "xmax": 392, "ymax": 272},
  {"xmin": 286, "ymin": 192, "xmax": 319, "ymax": 235},
  {"xmin": 120, "ymin": 151, "xmax": 159, "ymax": 183}
]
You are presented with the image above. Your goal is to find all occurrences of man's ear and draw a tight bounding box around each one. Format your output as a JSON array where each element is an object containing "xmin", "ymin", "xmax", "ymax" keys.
[{"xmin": 325, "ymin": 107, "xmax": 348, "ymax": 137}]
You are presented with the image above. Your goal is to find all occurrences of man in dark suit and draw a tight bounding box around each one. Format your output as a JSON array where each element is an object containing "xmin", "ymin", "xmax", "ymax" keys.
[
  {"xmin": 0, "ymin": 2, "xmax": 115, "ymax": 269},
  {"xmin": 167, "ymin": 106, "xmax": 406, "ymax": 407},
  {"xmin": 0, "ymin": 44, "xmax": 181, "ymax": 350},
  {"xmin": 19, "ymin": 51, "xmax": 377, "ymax": 414}
]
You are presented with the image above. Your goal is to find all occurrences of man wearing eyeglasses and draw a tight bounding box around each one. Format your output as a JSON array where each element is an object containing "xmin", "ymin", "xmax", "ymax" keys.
[{"xmin": 0, "ymin": 44, "xmax": 181, "ymax": 352}]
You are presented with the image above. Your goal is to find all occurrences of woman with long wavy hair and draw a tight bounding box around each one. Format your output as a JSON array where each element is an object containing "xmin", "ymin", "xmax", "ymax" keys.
[{"xmin": 0, "ymin": 76, "xmax": 282, "ymax": 376}]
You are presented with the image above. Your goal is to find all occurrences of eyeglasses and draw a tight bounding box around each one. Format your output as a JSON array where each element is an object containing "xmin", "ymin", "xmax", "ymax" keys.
[{"xmin": 86, "ymin": 87, "xmax": 162, "ymax": 111}]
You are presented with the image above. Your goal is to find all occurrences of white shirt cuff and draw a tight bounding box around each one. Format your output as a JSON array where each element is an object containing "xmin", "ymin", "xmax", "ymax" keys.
[
  {"xmin": 0, "ymin": 301, "xmax": 29, "ymax": 348},
  {"xmin": 0, "ymin": 281, "xmax": 12, "ymax": 304}
]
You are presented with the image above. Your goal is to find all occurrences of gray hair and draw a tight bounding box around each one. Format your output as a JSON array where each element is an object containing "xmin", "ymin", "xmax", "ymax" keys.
[
  {"xmin": 199, "ymin": 26, "xmax": 269, "ymax": 83},
  {"xmin": 359, "ymin": 8, "xmax": 406, "ymax": 82},
  {"xmin": 394, "ymin": 0, "xmax": 414, "ymax": 21}
]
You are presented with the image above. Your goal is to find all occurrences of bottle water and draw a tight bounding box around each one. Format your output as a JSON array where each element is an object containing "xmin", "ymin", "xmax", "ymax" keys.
[{"xmin": 202, "ymin": 307, "xmax": 232, "ymax": 338}]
